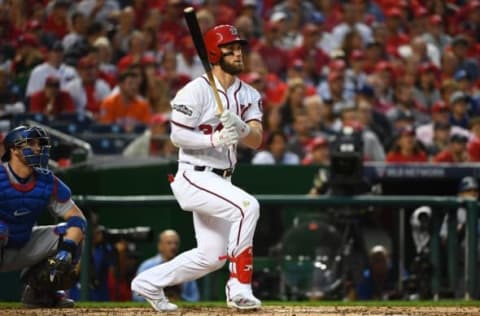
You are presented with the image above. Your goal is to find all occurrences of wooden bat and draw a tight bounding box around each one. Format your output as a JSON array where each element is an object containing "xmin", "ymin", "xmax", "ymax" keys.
[{"xmin": 184, "ymin": 6, "xmax": 224, "ymax": 115}]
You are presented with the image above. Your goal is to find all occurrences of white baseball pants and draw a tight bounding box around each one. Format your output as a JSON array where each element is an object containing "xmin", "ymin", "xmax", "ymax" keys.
[{"xmin": 132, "ymin": 165, "xmax": 260, "ymax": 299}]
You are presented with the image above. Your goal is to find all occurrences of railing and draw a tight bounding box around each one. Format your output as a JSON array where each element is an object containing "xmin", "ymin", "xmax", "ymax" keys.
[
  {"xmin": 26, "ymin": 120, "xmax": 94, "ymax": 159},
  {"xmin": 74, "ymin": 194, "xmax": 479, "ymax": 301}
]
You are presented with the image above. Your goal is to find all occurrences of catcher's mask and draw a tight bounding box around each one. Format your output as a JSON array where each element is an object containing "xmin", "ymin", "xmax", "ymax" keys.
[{"xmin": 2, "ymin": 125, "xmax": 51, "ymax": 168}]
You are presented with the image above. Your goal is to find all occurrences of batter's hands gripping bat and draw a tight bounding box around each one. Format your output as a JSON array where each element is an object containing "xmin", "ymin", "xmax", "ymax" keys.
[{"xmin": 184, "ymin": 6, "xmax": 224, "ymax": 116}]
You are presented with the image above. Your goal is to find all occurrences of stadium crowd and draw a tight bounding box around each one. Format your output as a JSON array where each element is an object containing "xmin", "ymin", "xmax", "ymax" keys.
[{"xmin": 0, "ymin": 0, "xmax": 480, "ymax": 166}]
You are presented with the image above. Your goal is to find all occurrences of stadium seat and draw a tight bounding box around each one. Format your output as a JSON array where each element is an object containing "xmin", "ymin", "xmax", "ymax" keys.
[
  {"xmin": 49, "ymin": 121, "xmax": 83, "ymax": 135},
  {"xmin": 12, "ymin": 113, "xmax": 50, "ymax": 126},
  {"xmin": 89, "ymin": 123, "xmax": 125, "ymax": 134},
  {"xmin": 55, "ymin": 112, "xmax": 93, "ymax": 129},
  {"xmin": 133, "ymin": 123, "xmax": 147, "ymax": 134},
  {"xmin": 85, "ymin": 135, "xmax": 129, "ymax": 155}
]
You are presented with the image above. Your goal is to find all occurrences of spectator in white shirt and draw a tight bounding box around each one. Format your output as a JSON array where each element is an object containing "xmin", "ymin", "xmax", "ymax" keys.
[
  {"xmin": 252, "ymin": 131, "xmax": 300, "ymax": 165},
  {"xmin": 25, "ymin": 40, "xmax": 78, "ymax": 97},
  {"xmin": 64, "ymin": 55, "xmax": 111, "ymax": 117},
  {"xmin": 62, "ymin": 11, "xmax": 88, "ymax": 52},
  {"xmin": 76, "ymin": 0, "xmax": 120, "ymax": 25},
  {"xmin": 176, "ymin": 36, "xmax": 204, "ymax": 79},
  {"xmin": 330, "ymin": 3, "xmax": 373, "ymax": 50}
]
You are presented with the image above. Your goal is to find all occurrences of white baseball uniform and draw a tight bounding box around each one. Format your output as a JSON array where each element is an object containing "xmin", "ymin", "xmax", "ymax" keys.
[{"xmin": 132, "ymin": 74, "xmax": 263, "ymax": 301}]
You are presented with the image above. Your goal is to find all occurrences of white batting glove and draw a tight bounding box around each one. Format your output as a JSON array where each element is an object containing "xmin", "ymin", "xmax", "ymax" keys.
[
  {"xmin": 211, "ymin": 126, "xmax": 239, "ymax": 147},
  {"xmin": 220, "ymin": 111, "xmax": 251, "ymax": 138}
]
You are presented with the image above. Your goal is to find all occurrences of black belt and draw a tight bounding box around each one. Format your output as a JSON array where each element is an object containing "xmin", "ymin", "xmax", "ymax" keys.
[{"xmin": 194, "ymin": 166, "xmax": 233, "ymax": 177}]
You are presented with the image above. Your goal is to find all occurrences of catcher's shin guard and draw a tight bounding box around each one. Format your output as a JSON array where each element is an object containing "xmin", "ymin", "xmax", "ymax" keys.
[
  {"xmin": 21, "ymin": 285, "xmax": 74, "ymax": 308},
  {"xmin": 230, "ymin": 246, "xmax": 254, "ymax": 284}
]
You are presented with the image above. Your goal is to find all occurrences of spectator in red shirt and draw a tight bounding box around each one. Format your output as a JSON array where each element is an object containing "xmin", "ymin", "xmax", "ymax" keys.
[
  {"xmin": 157, "ymin": 0, "xmax": 189, "ymax": 50},
  {"xmin": 202, "ymin": 0, "xmax": 236, "ymax": 26},
  {"xmin": 251, "ymin": 21, "xmax": 289, "ymax": 77},
  {"xmin": 289, "ymin": 23, "xmax": 330, "ymax": 84},
  {"xmin": 240, "ymin": 71, "xmax": 271, "ymax": 110},
  {"xmin": 301, "ymin": 136, "xmax": 330, "ymax": 166},
  {"xmin": 386, "ymin": 126, "xmax": 429, "ymax": 163},
  {"xmin": 467, "ymin": 117, "xmax": 480, "ymax": 161},
  {"xmin": 44, "ymin": 0, "xmax": 70, "ymax": 40},
  {"xmin": 433, "ymin": 134, "xmax": 470, "ymax": 163},
  {"xmin": 29, "ymin": 75, "xmax": 75, "ymax": 117}
]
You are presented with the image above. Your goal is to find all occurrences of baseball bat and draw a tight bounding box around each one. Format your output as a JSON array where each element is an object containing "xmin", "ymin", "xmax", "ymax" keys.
[{"xmin": 184, "ymin": 6, "xmax": 224, "ymax": 115}]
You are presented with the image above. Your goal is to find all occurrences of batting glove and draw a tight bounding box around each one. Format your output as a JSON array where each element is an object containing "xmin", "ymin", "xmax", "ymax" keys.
[
  {"xmin": 220, "ymin": 111, "xmax": 250, "ymax": 138},
  {"xmin": 211, "ymin": 126, "xmax": 239, "ymax": 147}
]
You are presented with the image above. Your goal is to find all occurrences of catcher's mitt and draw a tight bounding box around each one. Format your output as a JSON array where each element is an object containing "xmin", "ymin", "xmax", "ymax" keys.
[{"xmin": 22, "ymin": 255, "xmax": 78, "ymax": 291}]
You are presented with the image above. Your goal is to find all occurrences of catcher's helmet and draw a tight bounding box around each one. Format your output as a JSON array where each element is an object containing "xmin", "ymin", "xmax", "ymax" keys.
[
  {"xmin": 457, "ymin": 176, "xmax": 479, "ymax": 193},
  {"xmin": 203, "ymin": 25, "xmax": 247, "ymax": 64},
  {"xmin": 2, "ymin": 125, "xmax": 51, "ymax": 168}
]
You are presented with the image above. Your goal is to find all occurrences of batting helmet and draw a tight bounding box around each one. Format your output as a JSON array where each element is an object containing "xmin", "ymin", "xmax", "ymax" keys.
[
  {"xmin": 203, "ymin": 25, "xmax": 247, "ymax": 64},
  {"xmin": 2, "ymin": 125, "xmax": 51, "ymax": 168},
  {"xmin": 457, "ymin": 176, "xmax": 479, "ymax": 193}
]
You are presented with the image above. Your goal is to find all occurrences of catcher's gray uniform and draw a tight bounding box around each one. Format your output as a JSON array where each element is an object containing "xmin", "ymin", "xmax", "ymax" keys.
[{"xmin": 0, "ymin": 162, "xmax": 74, "ymax": 272}]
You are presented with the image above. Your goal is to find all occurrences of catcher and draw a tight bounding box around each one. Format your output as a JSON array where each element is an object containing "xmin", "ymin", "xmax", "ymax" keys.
[{"xmin": 0, "ymin": 125, "xmax": 86, "ymax": 308}]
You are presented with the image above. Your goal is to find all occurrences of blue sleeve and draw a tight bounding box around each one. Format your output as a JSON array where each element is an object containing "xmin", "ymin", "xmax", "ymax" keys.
[
  {"xmin": 181, "ymin": 280, "xmax": 200, "ymax": 302},
  {"xmin": 53, "ymin": 176, "xmax": 72, "ymax": 202}
]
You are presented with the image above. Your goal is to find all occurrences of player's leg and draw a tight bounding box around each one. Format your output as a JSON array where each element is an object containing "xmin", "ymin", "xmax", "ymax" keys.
[
  {"xmin": 131, "ymin": 211, "xmax": 229, "ymax": 311},
  {"xmin": 222, "ymin": 186, "xmax": 261, "ymax": 309},
  {"xmin": 0, "ymin": 225, "xmax": 75, "ymax": 308},
  {"xmin": 0, "ymin": 225, "xmax": 58, "ymax": 272},
  {"xmin": 171, "ymin": 169, "xmax": 261, "ymax": 308},
  {"xmin": 172, "ymin": 170, "xmax": 260, "ymax": 252}
]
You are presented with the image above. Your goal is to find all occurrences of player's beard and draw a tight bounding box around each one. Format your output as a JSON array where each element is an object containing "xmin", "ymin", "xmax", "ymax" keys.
[{"xmin": 219, "ymin": 57, "xmax": 243, "ymax": 75}]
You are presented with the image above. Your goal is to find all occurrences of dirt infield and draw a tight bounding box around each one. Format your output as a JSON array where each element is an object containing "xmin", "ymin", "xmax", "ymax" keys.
[{"xmin": 1, "ymin": 306, "xmax": 480, "ymax": 316}]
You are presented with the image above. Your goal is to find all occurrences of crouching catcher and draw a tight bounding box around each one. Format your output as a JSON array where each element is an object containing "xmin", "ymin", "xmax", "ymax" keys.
[{"xmin": 0, "ymin": 125, "xmax": 86, "ymax": 308}]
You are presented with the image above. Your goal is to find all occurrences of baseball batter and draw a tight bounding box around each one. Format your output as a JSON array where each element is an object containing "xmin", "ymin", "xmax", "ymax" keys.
[
  {"xmin": 131, "ymin": 24, "xmax": 263, "ymax": 311},
  {"xmin": 0, "ymin": 125, "xmax": 86, "ymax": 308}
]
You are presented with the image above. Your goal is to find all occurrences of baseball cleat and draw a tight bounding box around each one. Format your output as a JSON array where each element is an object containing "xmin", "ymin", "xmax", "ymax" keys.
[
  {"xmin": 227, "ymin": 294, "xmax": 262, "ymax": 310},
  {"xmin": 21, "ymin": 285, "xmax": 74, "ymax": 308},
  {"xmin": 145, "ymin": 297, "xmax": 178, "ymax": 312}
]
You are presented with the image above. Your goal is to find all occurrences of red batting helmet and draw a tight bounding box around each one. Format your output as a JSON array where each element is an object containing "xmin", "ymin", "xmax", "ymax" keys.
[{"xmin": 203, "ymin": 25, "xmax": 247, "ymax": 64}]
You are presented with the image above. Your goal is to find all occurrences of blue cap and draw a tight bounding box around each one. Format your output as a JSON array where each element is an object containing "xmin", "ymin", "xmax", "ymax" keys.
[
  {"xmin": 355, "ymin": 84, "xmax": 375, "ymax": 98},
  {"xmin": 310, "ymin": 12, "xmax": 325, "ymax": 24},
  {"xmin": 454, "ymin": 69, "xmax": 470, "ymax": 81}
]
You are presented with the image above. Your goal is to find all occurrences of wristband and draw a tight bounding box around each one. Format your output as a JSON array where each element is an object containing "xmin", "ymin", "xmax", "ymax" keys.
[{"xmin": 66, "ymin": 216, "xmax": 87, "ymax": 234}]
